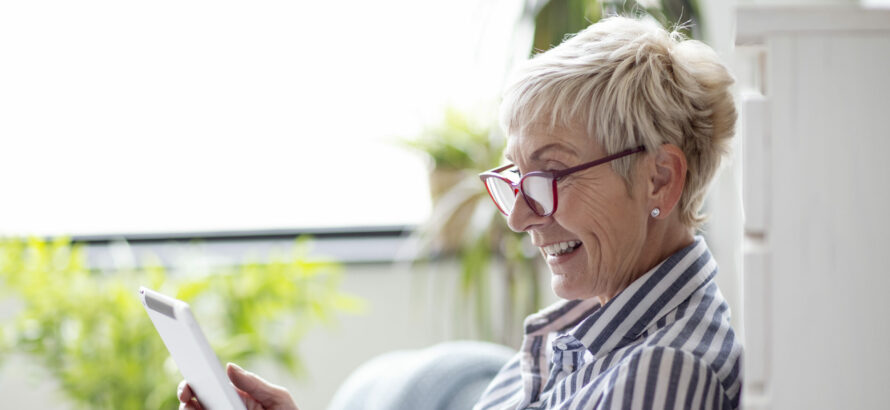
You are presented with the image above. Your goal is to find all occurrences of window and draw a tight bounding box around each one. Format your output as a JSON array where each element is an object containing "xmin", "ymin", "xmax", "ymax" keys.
[{"xmin": 0, "ymin": 0, "xmax": 523, "ymax": 237}]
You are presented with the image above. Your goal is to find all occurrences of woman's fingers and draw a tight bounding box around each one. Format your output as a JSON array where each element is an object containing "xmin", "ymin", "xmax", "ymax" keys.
[
  {"xmin": 177, "ymin": 380, "xmax": 191, "ymax": 402},
  {"xmin": 177, "ymin": 380, "xmax": 204, "ymax": 410},
  {"xmin": 177, "ymin": 364, "xmax": 296, "ymax": 410},
  {"xmin": 226, "ymin": 363, "xmax": 299, "ymax": 410}
]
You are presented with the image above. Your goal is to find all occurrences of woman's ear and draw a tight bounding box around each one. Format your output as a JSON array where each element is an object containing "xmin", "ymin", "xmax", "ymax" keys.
[{"xmin": 648, "ymin": 144, "xmax": 687, "ymax": 217}]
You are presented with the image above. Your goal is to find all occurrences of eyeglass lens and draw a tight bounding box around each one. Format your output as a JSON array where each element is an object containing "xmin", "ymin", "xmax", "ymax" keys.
[
  {"xmin": 484, "ymin": 178, "xmax": 518, "ymax": 215},
  {"xmin": 522, "ymin": 175, "xmax": 554, "ymax": 215},
  {"xmin": 483, "ymin": 175, "xmax": 555, "ymax": 216}
]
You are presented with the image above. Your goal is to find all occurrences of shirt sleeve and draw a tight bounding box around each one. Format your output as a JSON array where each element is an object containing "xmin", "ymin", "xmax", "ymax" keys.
[{"xmin": 596, "ymin": 346, "xmax": 729, "ymax": 410}]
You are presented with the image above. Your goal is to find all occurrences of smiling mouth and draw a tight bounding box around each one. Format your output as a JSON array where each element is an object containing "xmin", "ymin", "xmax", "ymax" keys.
[{"xmin": 542, "ymin": 240, "xmax": 582, "ymax": 257}]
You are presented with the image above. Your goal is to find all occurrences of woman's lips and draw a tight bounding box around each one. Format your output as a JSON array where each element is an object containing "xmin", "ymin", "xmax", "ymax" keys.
[
  {"xmin": 541, "ymin": 240, "xmax": 582, "ymax": 256},
  {"xmin": 543, "ymin": 242, "xmax": 583, "ymax": 265}
]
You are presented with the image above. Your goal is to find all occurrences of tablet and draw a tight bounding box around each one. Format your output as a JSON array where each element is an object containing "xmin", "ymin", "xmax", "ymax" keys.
[{"xmin": 139, "ymin": 286, "xmax": 247, "ymax": 410}]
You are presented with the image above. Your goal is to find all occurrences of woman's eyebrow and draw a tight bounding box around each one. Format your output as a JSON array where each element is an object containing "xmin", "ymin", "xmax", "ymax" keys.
[
  {"xmin": 530, "ymin": 143, "xmax": 576, "ymax": 161},
  {"xmin": 503, "ymin": 142, "xmax": 575, "ymax": 164}
]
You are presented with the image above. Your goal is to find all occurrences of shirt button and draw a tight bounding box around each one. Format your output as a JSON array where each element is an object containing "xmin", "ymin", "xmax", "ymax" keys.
[
  {"xmin": 563, "ymin": 364, "xmax": 573, "ymax": 372},
  {"xmin": 556, "ymin": 342, "xmax": 568, "ymax": 350}
]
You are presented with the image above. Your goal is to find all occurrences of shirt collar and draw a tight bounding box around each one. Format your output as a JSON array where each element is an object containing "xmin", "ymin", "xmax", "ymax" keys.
[{"xmin": 522, "ymin": 236, "xmax": 718, "ymax": 358}]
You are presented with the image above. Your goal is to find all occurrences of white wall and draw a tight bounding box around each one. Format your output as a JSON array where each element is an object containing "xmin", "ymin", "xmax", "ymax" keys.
[{"xmin": 736, "ymin": 6, "xmax": 890, "ymax": 410}]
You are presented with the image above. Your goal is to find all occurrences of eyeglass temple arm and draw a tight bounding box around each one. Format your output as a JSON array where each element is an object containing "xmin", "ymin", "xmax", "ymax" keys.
[
  {"xmin": 550, "ymin": 145, "xmax": 646, "ymax": 179},
  {"xmin": 479, "ymin": 145, "xmax": 645, "ymax": 180}
]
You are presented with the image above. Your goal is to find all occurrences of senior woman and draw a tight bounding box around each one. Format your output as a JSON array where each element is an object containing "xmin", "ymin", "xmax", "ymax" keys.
[
  {"xmin": 473, "ymin": 16, "xmax": 742, "ymax": 409},
  {"xmin": 178, "ymin": 16, "xmax": 741, "ymax": 410}
]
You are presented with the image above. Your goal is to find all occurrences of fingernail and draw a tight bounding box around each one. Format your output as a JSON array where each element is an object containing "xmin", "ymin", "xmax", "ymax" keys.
[{"xmin": 228, "ymin": 362, "xmax": 245, "ymax": 373}]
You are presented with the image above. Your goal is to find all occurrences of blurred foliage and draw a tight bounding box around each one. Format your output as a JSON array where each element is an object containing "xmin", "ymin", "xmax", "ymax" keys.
[
  {"xmin": 533, "ymin": 0, "xmax": 603, "ymax": 53},
  {"xmin": 0, "ymin": 237, "xmax": 362, "ymax": 410},
  {"xmin": 401, "ymin": 107, "xmax": 504, "ymax": 172},
  {"xmin": 403, "ymin": 107, "xmax": 543, "ymax": 346},
  {"xmin": 533, "ymin": 0, "xmax": 703, "ymax": 54}
]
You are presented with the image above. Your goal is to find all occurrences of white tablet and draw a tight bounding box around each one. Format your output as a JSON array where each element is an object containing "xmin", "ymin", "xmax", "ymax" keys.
[{"xmin": 139, "ymin": 286, "xmax": 247, "ymax": 410}]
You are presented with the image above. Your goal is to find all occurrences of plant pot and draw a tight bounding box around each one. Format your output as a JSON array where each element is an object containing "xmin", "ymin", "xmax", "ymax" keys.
[{"xmin": 427, "ymin": 167, "xmax": 479, "ymax": 255}]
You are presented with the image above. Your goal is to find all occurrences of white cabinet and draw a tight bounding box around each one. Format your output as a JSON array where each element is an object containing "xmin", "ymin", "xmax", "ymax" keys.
[{"xmin": 736, "ymin": 6, "xmax": 890, "ymax": 410}]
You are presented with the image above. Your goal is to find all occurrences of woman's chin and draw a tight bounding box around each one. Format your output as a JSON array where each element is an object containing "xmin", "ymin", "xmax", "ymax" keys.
[
  {"xmin": 550, "ymin": 275, "xmax": 589, "ymax": 300},
  {"xmin": 547, "ymin": 249, "xmax": 596, "ymax": 300}
]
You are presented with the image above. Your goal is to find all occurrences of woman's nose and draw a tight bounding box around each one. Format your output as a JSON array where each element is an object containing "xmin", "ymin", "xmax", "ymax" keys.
[{"xmin": 506, "ymin": 193, "xmax": 547, "ymax": 232}]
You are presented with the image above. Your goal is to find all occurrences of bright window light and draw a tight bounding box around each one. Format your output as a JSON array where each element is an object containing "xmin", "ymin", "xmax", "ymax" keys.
[{"xmin": 0, "ymin": 0, "xmax": 521, "ymax": 237}]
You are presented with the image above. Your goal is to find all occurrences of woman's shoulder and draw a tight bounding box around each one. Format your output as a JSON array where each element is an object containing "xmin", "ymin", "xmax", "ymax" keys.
[
  {"xmin": 605, "ymin": 281, "xmax": 743, "ymax": 406},
  {"xmin": 639, "ymin": 279, "xmax": 739, "ymax": 362},
  {"xmin": 614, "ymin": 342, "xmax": 739, "ymax": 382},
  {"xmin": 599, "ymin": 343, "xmax": 742, "ymax": 409}
]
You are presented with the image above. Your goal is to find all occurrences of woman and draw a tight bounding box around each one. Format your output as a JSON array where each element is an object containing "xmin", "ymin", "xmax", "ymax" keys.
[
  {"xmin": 472, "ymin": 15, "xmax": 741, "ymax": 409},
  {"xmin": 179, "ymin": 15, "xmax": 741, "ymax": 410}
]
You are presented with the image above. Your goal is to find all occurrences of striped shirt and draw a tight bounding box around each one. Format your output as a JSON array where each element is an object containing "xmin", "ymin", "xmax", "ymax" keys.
[{"xmin": 474, "ymin": 237, "xmax": 742, "ymax": 410}]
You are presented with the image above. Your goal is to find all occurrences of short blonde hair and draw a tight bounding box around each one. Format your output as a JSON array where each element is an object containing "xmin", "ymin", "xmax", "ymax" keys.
[{"xmin": 500, "ymin": 16, "xmax": 736, "ymax": 228}]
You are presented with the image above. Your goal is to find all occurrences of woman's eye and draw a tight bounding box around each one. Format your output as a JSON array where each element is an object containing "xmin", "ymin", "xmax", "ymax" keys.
[
  {"xmin": 543, "ymin": 160, "xmax": 568, "ymax": 171},
  {"xmin": 542, "ymin": 168, "xmax": 566, "ymax": 177}
]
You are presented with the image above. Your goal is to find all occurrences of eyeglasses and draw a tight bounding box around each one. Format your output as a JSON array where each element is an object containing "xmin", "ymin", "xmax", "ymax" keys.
[{"xmin": 478, "ymin": 146, "xmax": 646, "ymax": 217}]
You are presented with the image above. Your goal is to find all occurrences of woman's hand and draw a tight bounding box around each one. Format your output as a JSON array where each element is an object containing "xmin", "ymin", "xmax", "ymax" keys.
[{"xmin": 177, "ymin": 363, "xmax": 299, "ymax": 410}]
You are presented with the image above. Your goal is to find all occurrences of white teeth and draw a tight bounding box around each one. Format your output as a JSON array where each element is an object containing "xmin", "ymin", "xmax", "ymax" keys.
[{"xmin": 542, "ymin": 240, "xmax": 581, "ymax": 256}]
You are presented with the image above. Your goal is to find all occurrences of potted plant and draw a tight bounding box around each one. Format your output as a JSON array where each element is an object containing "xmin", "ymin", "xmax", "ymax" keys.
[{"xmin": 404, "ymin": 107, "xmax": 545, "ymax": 346}]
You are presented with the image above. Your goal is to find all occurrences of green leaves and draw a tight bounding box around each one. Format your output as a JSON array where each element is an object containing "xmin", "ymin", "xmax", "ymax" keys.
[
  {"xmin": 0, "ymin": 237, "xmax": 359, "ymax": 410},
  {"xmin": 532, "ymin": 0, "xmax": 703, "ymax": 54},
  {"xmin": 401, "ymin": 106, "xmax": 504, "ymax": 172}
]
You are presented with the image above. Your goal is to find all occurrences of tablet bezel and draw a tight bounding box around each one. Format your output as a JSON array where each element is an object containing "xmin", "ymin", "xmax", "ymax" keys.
[{"xmin": 139, "ymin": 286, "xmax": 247, "ymax": 410}]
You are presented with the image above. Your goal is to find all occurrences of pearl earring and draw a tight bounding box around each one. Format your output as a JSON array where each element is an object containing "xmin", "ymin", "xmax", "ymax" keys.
[{"xmin": 650, "ymin": 208, "xmax": 661, "ymax": 218}]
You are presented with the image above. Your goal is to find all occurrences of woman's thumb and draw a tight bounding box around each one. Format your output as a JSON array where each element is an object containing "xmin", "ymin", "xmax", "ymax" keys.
[{"xmin": 226, "ymin": 363, "xmax": 281, "ymax": 403}]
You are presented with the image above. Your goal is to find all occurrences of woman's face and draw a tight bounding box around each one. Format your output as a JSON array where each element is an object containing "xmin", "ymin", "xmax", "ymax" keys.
[{"xmin": 504, "ymin": 123, "xmax": 651, "ymax": 301}]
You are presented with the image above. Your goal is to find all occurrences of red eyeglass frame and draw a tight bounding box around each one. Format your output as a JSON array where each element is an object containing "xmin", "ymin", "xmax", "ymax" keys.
[{"xmin": 478, "ymin": 145, "xmax": 646, "ymax": 217}]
